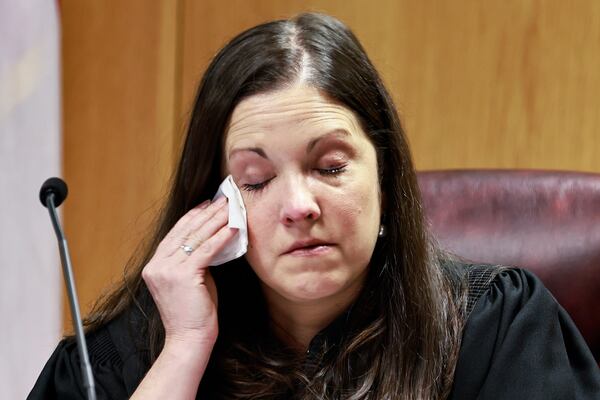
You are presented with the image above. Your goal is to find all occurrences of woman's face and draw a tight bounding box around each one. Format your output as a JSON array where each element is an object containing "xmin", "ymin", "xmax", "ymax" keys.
[{"xmin": 223, "ymin": 84, "xmax": 382, "ymax": 304}]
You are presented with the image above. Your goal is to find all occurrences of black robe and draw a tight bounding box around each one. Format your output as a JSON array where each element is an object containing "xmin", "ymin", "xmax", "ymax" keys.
[{"xmin": 28, "ymin": 268, "xmax": 600, "ymax": 399}]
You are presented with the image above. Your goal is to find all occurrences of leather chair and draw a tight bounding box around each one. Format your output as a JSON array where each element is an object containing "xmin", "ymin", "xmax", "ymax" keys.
[{"xmin": 417, "ymin": 169, "xmax": 600, "ymax": 363}]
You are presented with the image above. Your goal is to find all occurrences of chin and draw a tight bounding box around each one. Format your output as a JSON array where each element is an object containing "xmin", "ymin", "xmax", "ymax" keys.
[{"xmin": 282, "ymin": 271, "xmax": 349, "ymax": 302}]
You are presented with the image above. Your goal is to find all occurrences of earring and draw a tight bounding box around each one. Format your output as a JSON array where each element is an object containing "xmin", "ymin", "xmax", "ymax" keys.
[{"xmin": 378, "ymin": 224, "xmax": 387, "ymax": 237}]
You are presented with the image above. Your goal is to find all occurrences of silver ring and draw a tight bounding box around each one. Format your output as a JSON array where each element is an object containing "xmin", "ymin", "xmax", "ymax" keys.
[{"xmin": 180, "ymin": 244, "xmax": 194, "ymax": 256}]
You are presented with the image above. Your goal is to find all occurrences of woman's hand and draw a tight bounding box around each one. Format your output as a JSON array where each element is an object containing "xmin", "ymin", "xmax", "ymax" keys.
[
  {"xmin": 142, "ymin": 196, "xmax": 238, "ymax": 346},
  {"xmin": 132, "ymin": 198, "xmax": 237, "ymax": 399}
]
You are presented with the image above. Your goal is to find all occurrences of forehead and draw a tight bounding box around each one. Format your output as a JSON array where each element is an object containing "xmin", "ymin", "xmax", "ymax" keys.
[{"xmin": 224, "ymin": 85, "xmax": 364, "ymax": 151}]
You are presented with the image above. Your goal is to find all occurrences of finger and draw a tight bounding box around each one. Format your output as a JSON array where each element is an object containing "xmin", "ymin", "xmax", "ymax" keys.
[
  {"xmin": 184, "ymin": 224, "xmax": 240, "ymax": 268},
  {"xmin": 158, "ymin": 200, "xmax": 211, "ymax": 253},
  {"xmin": 172, "ymin": 203, "xmax": 230, "ymax": 263},
  {"xmin": 170, "ymin": 198, "xmax": 227, "ymax": 243},
  {"xmin": 182, "ymin": 198, "xmax": 229, "ymax": 245},
  {"xmin": 158, "ymin": 198, "xmax": 228, "ymax": 257}
]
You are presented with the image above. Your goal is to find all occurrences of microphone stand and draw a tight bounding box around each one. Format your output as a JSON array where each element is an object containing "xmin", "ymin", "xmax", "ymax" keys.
[{"xmin": 46, "ymin": 193, "xmax": 97, "ymax": 400}]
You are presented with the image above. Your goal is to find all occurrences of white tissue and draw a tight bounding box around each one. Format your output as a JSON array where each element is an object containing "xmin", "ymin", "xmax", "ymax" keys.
[{"xmin": 209, "ymin": 175, "xmax": 248, "ymax": 266}]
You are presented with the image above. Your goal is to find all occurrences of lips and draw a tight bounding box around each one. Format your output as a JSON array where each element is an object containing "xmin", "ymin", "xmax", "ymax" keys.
[{"xmin": 284, "ymin": 239, "xmax": 333, "ymax": 254}]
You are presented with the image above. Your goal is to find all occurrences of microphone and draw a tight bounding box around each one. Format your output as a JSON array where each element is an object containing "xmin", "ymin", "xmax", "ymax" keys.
[
  {"xmin": 40, "ymin": 177, "xmax": 97, "ymax": 400},
  {"xmin": 39, "ymin": 177, "xmax": 68, "ymax": 208}
]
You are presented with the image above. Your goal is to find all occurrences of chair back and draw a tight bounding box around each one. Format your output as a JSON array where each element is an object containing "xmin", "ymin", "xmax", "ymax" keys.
[{"xmin": 417, "ymin": 169, "xmax": 600, "ymax": 362}]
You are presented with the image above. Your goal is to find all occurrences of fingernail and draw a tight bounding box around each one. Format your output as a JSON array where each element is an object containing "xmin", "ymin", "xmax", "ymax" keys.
[
  {"xmin": 216, "ymin": 196, "xmax": 227, "ymax": 205},
  {"xmin": 199, "ymin": 200, "xmax": 211, "ymax": 209}
]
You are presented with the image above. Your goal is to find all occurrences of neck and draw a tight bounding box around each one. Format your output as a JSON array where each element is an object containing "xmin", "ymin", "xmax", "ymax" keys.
[{"xmin": 261, "ymin": 274, "xmax": 366, "ymax": 352}]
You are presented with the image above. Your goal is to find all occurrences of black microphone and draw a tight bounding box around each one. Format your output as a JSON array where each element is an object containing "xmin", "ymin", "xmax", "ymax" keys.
[
  {"xmin": 39, "ymin": 177, "xmax": 97, "ymax": 400},
  {"xmin": 39, "ymin": 177, "xmax": 68, "ymax": 208}
]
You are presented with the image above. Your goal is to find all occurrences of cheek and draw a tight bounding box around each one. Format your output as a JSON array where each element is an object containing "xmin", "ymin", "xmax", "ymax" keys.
[
  {"xmin": 333, "ymin": 189, "xmax": 377, "ymax": 238},
  {"xmin": 332, "ymin": 177, "xmax": 381, "ymax": 252},
  {"xmin": 243, "ymin": 196, "xmax": 277, "ymax": 259},
  {"xmin": 247, "ymin": 214, "xmax": 267, "ymax": 242}
]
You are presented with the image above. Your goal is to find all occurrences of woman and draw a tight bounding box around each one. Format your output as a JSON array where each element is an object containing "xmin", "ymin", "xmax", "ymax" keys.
[{"xmin": 29, "ymin": 12, "xmax": 599, "ymax": 399}]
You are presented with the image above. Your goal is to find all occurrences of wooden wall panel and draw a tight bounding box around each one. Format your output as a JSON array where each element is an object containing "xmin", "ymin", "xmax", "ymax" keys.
[
  {"xmin": 61, "ymin": 0, "xmax": 600, "ymax": 330},
  {"xmin": 61, "ymin": 0, "xmax": 181, "ymax": 331},
  {"xmin": 180, "ymin": 0, "xmax": 600, "ymax": 171}
]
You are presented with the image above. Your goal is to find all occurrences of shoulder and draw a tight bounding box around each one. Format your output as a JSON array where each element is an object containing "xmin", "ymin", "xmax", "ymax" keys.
[
  {"xmin": 439, "ymin": 258, "xmax": 508, "ymax": 317},
  {"xmin": 91, "ymin": 304, "xmax": 150, "ymax": 385},
  {"xmin": 440, "ymin": 259, "xmax": 547, "ymax": 318},
  {"xmin": 466, "ymin": 266, "xmax": 561, "ymax": 324},
  {"xmin": 465, "ymin": 265, "xmax": 547, "ymax": 317},
  {"xmin": 28, "ymin": 306, "xmax": 149, "ymax": 399},
  {"xmin": 449, "ymin": 265, "xmax": 600, "ymax": 399},
  {"xmin": 87, "ymin": 305, "xmax": 150, "ymax": 394}
]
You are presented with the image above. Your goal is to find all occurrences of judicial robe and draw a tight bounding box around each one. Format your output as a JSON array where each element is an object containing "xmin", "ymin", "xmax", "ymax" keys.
[{"xmin": 28, "ymin": 267, "xmax": 600, "ymax": 399}]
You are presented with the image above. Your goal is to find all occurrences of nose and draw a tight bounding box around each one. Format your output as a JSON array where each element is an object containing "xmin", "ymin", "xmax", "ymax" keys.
[{"xmin": 279, "ymin": 175, "xmax": 321, "ymax": 227}]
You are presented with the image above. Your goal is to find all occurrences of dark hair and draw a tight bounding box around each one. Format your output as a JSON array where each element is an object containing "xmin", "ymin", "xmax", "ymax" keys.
[{"xmin": 85, "ymin": 13, "xmax": 468, "ymax": 399}]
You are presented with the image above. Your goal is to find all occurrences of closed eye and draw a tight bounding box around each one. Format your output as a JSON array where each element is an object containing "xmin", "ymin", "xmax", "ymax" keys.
[
  {"xmin": 319, "ymin": 165, "xmax": 347, "ymax": 176},
  {"xmin": 242, "ymin": 178, "xmax": 273, "ymax": 192},
  {"xmin": 241, "ymin": 165, "xmax": 347, "ymax": 193}
]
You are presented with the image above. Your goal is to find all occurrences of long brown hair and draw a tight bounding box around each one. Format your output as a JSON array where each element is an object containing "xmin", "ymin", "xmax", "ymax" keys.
[{"xmin": 85, "ymin": 13, "xmax": 469, "ymax": 399}]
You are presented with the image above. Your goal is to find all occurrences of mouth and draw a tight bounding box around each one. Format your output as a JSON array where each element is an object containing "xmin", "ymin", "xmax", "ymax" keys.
[{"xmin": 285, "ymin": 242, "xmax": 334, "ymax": 256}]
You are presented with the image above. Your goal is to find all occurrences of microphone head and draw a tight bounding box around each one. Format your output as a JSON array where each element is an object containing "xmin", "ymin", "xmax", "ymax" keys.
[{"xmin": 40, "ymin": 177, "xmax": 69, "ymax": 208}]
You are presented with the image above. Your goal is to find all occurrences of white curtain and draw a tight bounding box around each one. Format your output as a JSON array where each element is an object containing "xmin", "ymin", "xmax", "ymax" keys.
[{"xmin": 0, "ymin": 1, "xmax": 62, "ymax": 398}]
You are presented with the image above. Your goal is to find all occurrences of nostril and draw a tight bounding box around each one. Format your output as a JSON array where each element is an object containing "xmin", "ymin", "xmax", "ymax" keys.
[
  {"xmin": 280, "ymin": 199, "xmax": 321, "ymax": 224},
  {"xmin": 283, "ymin": 211, "xmax": 317, "ymax": 223}
]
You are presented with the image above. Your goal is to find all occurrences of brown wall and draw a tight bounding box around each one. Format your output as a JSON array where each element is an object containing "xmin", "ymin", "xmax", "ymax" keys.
[
  {"xmin": 61, "ymin": 0, "xmax": 600, "ymax": 330},
  {"xmin": 60, "ymin": 1, "xmax": 180, "ymax": 329}
]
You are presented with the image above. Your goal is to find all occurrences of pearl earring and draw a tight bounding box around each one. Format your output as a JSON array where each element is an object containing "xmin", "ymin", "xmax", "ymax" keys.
[{"xmin": 378, "ymin": 224, "xmax": 387, "ymax": 237}]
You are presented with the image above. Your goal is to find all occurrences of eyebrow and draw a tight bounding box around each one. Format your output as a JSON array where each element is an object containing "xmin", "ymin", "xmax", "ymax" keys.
[
  {"xmin": 227, "ymin": 129, "xmax": 352, "ymax": 160},
  {"xmin": 228, "ymin": 146, "xmax": 268, "ymax": 160}
]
